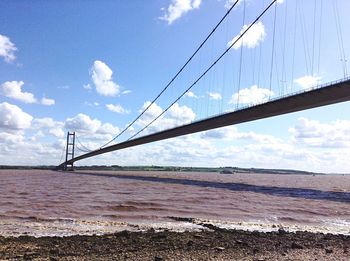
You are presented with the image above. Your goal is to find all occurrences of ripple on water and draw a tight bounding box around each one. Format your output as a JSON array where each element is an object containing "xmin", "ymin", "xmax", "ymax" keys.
[{"xmin": 0, "ymin": 169, "xmax": 349, "ymax": 237}]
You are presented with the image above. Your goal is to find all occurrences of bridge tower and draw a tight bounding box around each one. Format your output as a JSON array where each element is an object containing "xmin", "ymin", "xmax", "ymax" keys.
[{"xmin": 64, "ymin": 132, "xmax": 75, "ymax": 171}]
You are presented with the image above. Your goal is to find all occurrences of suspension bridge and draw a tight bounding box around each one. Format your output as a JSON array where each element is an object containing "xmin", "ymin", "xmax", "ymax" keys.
[{"xmin": 57, "ymin": 0, "xmax": 349, "ymax": 170}]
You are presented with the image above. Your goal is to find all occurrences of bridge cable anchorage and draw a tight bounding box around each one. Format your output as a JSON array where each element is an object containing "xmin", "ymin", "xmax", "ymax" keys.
[
  {"xmin": 127, "ymin": 0, "xmax": 278, "ymax": 141},
  {"xmin": 99, "ymin": 0, "xmax": 242, "ymax": 149}
]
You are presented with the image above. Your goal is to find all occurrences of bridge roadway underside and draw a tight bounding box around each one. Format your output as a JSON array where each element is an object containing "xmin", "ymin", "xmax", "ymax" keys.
[{"xmin": 58, "ymin": 79, "xmax": 350, "ymax": 168}]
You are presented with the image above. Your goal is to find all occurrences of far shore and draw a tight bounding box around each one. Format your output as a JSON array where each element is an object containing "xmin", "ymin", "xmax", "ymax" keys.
[{"xmin": 0, "ymin": 165, "xmax": 335, "ymax": 175}]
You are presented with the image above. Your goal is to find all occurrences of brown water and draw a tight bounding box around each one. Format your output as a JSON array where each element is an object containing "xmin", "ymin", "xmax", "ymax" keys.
[{"xmin": 0, "ymin": 170, "xmax": 349, "ymax": 237}]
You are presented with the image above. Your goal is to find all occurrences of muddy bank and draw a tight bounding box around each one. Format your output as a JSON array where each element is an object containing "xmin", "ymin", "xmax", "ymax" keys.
[{"xmin": 0, "ymin": 226, "xmax": 349, "ymax": 260}]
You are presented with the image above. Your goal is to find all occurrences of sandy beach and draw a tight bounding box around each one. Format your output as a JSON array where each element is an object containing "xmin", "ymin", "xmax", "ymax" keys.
[{"xmin": 1, "ymin": 225, "xmax": 349, "ymax": 260}]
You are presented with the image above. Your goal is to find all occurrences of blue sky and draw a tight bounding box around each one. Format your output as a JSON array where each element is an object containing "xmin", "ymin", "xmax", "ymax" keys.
[{"xmin": 1, "ymin": 0, "xmax": 350, "ymax": 173}]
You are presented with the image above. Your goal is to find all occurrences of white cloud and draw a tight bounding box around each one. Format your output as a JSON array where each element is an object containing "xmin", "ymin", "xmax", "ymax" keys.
[
  {"xmin": 57, "ymin": 85, "xmax": 70, "ymax": 90},
  {"xmin": 0, "ymin": 34, "xmax": 17, "ymax": 63},
  {"xmin": 32, "ymin": 117, "xmax": 65, "ymax": 138},
  {"xmin": 122, "ymin": 90, "xmax": 132, "ymax": 95},
  {"xmin": 139, "ymin": 101, "xmax": 163, "ymax": 123},
  {"xmin": 294, "ymin": 75, "xmax": 322, "ymax": 89},
  {"xmin": 83, "ymin": 84, "xmax": 92, "ymax": 90},
  {"xmin": 227, "ymin": 21, "xmax": 266, "ymax": 49},
  {"xmin": 208, "ymin": 92, "xmax": 222, "ymax": 100},
  {"xmin": 168, "ymin": 103, "xmax": 196, "ymax": 123},
  {"xmin": 225, "ymin": 0, "xmax": 237, "ymax": 9},
  {"xmin": 230, "ymin": 85, "xmax": 273, "ymax": 105},
  {"xmin": 85, "ymin": 101, "xmax": 99, "ymax": 107},
  {"xmin": 97, "ymin": 123, "xmax": 119, "ymax": 136},
  {"xmin": 0, "ymin": 131, "xmax": 24, "ymax": 144},
  {"xmin": 33, "ymin": 117, "xmax": 57, "ymax": 129},
  {"xmin": 225, "ymin": 0, "xmax": 283, "ymax": 9},
  {"xmin": 1, "ymin": 81, "xmax": 55, "ymax": 106},
  {"xmin": 201, "ymin": 126, "xmax": 279, "ymax": 144},
  {"xmin": 41, "ymin": 97, "xmax": 55, "ymax": 106},
  {"xmin": 90, "ymin": 60, "xmax": 120, "ymax": 96},
  {"xmin": 1, "ymin": 81, "xmax": 37, "ymax": 103},
  {"xmin": 1, "ymin": 107, "xmax": 350, "ymax": 173},
  {"xmin": 160, "ymin": 0, "xmax": 202, "ymax": 25},
  {"xmin": 289, "ymin": 117, "xmax": 350, "ymax": 148},
  {"xmin": 185, "ymin": 91, "xmax": 198, "ymax": 98},
  {"xmin": 106, "ymin": 104, "xmax": 130, "ymax": 114},
  {"xmin": 225, "ymin": 0, "xmax": 248, "ymax": 9},
  {"xmin": 0, "ymin": 102, "xmax": 33, "ymax": 129},
  {"xmin": 64, "ymin": 113, "xmax": 101, "ymax": 134},
  {"xmin": 49, "ymin": 128, "xmax": 65, "ymax": 138},
  {"xmin": 60, "ymin": 114, "xmax": 121, "ymax": 149},
  {"xmin": 136, "ymin": 102, "xmax": 195, "ymax": 133},
  {"xmin": 64, "ymin": 121, "xmax": 120, "ymax": 151}
]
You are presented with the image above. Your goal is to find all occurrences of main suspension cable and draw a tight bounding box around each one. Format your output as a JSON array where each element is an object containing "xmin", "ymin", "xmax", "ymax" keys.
[
  {"xmin": 76, "ymin": 135, "xmax": 93, "ymax": 153},
  {"xmin": 99, "ymin": 0, "xmax": 242, "ymax": 149},
  {"xmin": 127, "ymin": 0, "xmax": 278, "ymax": 141}
]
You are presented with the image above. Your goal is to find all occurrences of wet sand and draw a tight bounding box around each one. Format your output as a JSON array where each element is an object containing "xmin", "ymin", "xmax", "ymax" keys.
[{"xmin": 1, "ymin": 226, "xmax": 349, "ymax": 260}]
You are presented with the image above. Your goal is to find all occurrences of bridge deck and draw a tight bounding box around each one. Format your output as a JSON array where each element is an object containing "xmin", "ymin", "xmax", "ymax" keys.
[{"xmin": 58, "ymin": 78, "xmax": 350, "ymax": 169}]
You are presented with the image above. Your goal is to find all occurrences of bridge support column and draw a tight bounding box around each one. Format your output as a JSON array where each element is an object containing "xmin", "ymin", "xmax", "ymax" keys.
[{"xmin": 63, "ymin": 132, "xmax": 75, "ymax": 171}]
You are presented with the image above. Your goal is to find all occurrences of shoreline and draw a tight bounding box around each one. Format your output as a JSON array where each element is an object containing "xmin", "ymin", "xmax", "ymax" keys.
[
  {"xmin": 1, "ymin": 226, "xmax": 349, "ymax": 260},
  {"xmin": 1, "ymin": 216, "xmax": 349, "ymax": 238}
]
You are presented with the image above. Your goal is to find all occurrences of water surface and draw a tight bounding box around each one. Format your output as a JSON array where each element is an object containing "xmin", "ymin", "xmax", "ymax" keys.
[{"xmin": 0, "ymin": 170, "xmax": 349, "ymax": 236}]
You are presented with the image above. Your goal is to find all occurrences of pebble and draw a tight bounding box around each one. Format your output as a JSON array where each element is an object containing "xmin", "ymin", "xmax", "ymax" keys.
[
  {"xmin": 315, "ymin": 243, "xmax": 324, "ymax": 249},
  {"xmin": 49, "ymin": 248, "xmax": 59, "ymax": 255},
  {"xmin": 253, "ymin": 248, "xmax": 259, "ymax": 254},
  {"xmin": 236, "ymin": 239, "xmax": 248, "ymax": 246},
  {"xmin": 325, "ymin": 248, "xmax": 333, "ymax": 254},
  {"xmin": 118, "ymin": 230, "xmax": 130, "ymax": 237},
  {"xmin": 291, "ymin": 242, "xmax": 304, "ymax": 249},
  {"xmin": 278, "ymin": 228, "xmax": 287, "ymax": 234},
  {"xmin": 187, "ymin": 240, "xmax": 194, "ymax": 246}
]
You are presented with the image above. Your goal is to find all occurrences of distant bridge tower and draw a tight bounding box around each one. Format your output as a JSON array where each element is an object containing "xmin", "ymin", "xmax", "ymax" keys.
[{"xmin": 64, "ymin": 132, "xmax": 75, "ymax": 171}]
